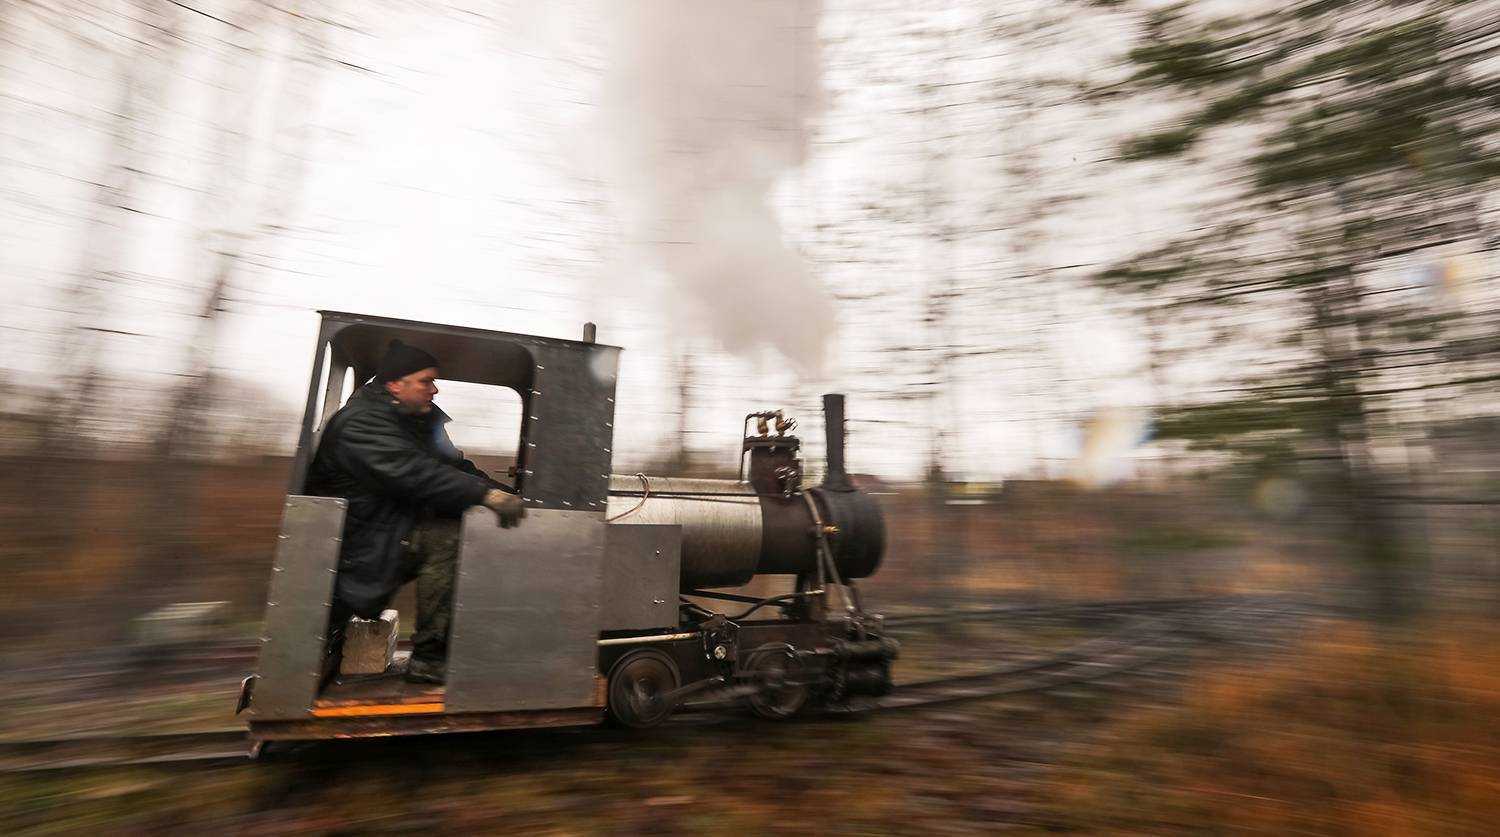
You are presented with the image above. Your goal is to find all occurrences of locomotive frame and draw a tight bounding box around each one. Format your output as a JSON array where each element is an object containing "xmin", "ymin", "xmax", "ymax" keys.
[{"xmin": 240, "ymin": 311, "xmax": 895, "ymax": 741}]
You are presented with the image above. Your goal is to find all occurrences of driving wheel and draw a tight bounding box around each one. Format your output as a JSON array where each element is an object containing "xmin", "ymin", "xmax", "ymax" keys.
[
  {"xmin": 743, "ymin": 650, "xmax": 809, "ymax": 720},
  {"xmin": 606, "ymin": 649, "xmax": 680, "ymax": 729}
]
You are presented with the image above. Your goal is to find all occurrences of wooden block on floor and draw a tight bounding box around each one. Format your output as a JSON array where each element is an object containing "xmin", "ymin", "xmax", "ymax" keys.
[{"xmin": 341, "ymin": 609, "xmax": 398, "ymax": 675}]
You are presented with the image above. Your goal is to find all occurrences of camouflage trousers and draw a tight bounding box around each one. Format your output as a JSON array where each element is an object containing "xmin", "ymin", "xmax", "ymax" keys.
[{"xmin": 400, "ymin": 519, "xmax": 461, "ymax": 663}]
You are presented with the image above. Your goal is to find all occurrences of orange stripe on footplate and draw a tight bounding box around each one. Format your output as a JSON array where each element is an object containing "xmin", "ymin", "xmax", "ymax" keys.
[{"xmin": 313, "ymin": 703, "xmax": 445, "ymax": 717}]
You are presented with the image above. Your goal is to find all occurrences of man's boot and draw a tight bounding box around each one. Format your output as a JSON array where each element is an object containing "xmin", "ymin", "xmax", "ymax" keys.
[
  {"xmin": 404, "ymin": 655, "xmax": 445, "ymax": 684},
  {"xmin": 321, "ymin": 604, "xmax": 351, "ymax": 686}
]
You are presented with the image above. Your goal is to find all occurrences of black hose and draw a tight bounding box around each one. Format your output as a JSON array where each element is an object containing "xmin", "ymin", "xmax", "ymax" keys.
[
  {"xmin": 726, "ymin": 591, "xmax": 818, "ymax": 621},
  {"xmin": 679, "ymin": 598, "xmax": 716, "ymax": 619}
]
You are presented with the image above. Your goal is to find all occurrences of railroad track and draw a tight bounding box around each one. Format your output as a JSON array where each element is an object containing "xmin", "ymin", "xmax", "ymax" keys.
[
  {"xmin": 0, "ymin": 595, "xmax": 1308, "ymax": 773},
  {"xmin": 4, "ymin": 596, "xmax": 1239, "ymax": 686},
  {"xmin": 879, "ymin": 597, "xmax": 1298, "ymax": 709},
  {"xmin": 0, "ymin": 730, "xmax": 253, "ymax": 772},
  {"xmin": 878, "ymin": 594, "xmax": 1229, "ymax": 628}
]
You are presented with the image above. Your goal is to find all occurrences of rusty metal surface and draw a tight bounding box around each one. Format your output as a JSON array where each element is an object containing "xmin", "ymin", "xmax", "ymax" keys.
[
  {"xmin": 606, "ymin": 476, "xmax": 763, "ymax": 588},
  {"xmin": 755, "ymin": 489, "xmax": 885, "ymax": 580},
  {"xmin": 744, "ymin": 437, "xmax": 800, "ymax": 494},
  {"xmin": 601, "ymin": 524, "xmax": 681, "ymax": 631},
  {"xmin": 317, "ymin": 672, "xmax": 443, "ymax": 706},
  {"xmin": 811, "ymin": 485, "xmax": 886, "ymax": 579},
  {"xmin": 446, "ymin": 508, "xmax": 607, "ymax": 714},
  {"xmin": 755, "ymin": 493, "xmax": 818, "ymax": 575},
  {"xmin": 248, "ymin": 707, "xmax": 605, "ymax": 741},
  {"xmin": 820, "ymin": 393, "xmax": 853, "ymax": 491},
  {"xmin": 248, "ymin": 496, "xmax": 346, "ymax": 721}
]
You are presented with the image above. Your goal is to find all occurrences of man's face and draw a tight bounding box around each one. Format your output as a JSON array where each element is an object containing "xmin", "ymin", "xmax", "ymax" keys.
[{"xmin": 385, "ymin": 367, "xmax": 440, "ymax": 414}]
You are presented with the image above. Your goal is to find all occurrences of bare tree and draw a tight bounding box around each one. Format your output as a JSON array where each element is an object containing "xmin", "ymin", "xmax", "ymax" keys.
[
  {"xmin": 47, "ymin": 0, "xmax": 187, "ymax": 454},
  {"xmin": 157, "ymin": 0, "xmax": 334, "ymax": 459}
]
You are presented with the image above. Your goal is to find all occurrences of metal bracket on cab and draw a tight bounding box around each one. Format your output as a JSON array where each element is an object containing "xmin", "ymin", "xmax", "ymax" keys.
[{"xmin": 236, "ymin": 675, "xmax": 258, "ymax": 715}]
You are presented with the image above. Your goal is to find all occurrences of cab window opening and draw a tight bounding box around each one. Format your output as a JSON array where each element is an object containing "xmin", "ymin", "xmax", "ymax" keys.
[{"xmin": 425, "ymin": 380, "xmax": 525, "ymax": 490}]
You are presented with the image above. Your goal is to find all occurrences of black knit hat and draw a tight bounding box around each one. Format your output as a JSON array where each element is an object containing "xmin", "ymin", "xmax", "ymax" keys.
[{"xmin": 376, "ymin": 340, "xmax": 439, "ymax": 384}]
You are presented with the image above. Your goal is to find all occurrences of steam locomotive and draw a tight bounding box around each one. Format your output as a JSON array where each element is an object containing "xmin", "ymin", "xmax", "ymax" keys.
[{"xmin": 239, "ymin": 311, "xmax": 895, "ymax": 740}]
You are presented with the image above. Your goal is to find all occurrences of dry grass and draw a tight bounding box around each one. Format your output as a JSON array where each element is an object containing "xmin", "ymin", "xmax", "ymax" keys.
[{"xmin": 1047, "ymin": 617, "xmax": 1500, "ymax": 836}]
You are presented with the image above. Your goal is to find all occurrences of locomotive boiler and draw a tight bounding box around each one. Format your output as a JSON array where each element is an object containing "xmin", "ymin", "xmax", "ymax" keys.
[{"xmin": 240, "ymin": 311, "xmax": 896, "ymax": 740}]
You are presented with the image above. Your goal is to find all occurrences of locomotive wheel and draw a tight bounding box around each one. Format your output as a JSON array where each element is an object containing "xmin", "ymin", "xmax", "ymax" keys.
[
  {"xmin": 743, "ymin": 651, "xmax": 808, "ymax": 720},
  {"xmin": 606, "ymin": 649, "xmax": 680, "ymax": 729}
]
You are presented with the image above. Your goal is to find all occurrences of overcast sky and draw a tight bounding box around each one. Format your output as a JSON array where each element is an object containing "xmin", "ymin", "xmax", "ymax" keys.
[{"xmin": 1, "ymin": 0, "xmax": 1212, "ymax": 481}]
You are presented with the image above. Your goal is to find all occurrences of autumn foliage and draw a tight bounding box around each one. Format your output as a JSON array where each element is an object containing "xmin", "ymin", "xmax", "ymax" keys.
[{"xmin": 1049, "ymin": 617, "xmax": 1500, "ymax": 836}]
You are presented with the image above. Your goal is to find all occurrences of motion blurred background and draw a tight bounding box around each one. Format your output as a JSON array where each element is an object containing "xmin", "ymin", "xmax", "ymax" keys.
[{"xmin": 4, "ymin": 0, "xmax": 1500, "ymax": 834}]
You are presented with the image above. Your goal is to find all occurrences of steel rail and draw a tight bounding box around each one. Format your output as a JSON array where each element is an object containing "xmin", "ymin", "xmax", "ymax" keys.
[
  {"xmin": 880, "ymin": 630, "xmax": 1199, "ymax": 709},
  {"xmin": 879, "ymin": 595, "xmax": 1228, "ymax": 628},
  {"xmin": 890, "ymin": 614, "xmax": 1183, "ymax": 691},
  {"xmin": 0, "ymin": 730, "xmax": 252, "ymax": 773},
  {"xmin": 11, "ymin": 595, "xmax": 1244, "ymax": 685},
  {"xmin": 0, "ymin": 598, "xmax": 1304, "ymax": 772},
  {"xmin": 877, "ymin": 599, "xmax": 1299, "ymax": 710}
]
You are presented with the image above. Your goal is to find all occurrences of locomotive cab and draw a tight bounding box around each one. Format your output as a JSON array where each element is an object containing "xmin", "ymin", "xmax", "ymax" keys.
[{"xmin": 241, "ymin": 311, "xmax": 894, "ymax": 742}]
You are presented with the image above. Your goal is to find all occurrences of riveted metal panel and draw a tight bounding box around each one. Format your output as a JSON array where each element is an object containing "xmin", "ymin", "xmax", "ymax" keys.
[
  {"xmin": 522, "ymin": 344, "xmax": 618, "ymax": 513},
  {"xmin": 248, "ymin": 496, "xmax": 346, "ymax": 720},
  {"xmin": 601, "ymin": 524, "xmax": 681, "ymax": 631},
  {"xmin": 446, "ymin": 508, "xmax": 606, "ymax": 713}
]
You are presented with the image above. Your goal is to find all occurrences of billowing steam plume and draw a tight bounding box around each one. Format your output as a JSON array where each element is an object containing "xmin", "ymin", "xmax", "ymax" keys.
[{"xmin": 603, "ymin": 0, "xmax": 834, "ymax": 372}]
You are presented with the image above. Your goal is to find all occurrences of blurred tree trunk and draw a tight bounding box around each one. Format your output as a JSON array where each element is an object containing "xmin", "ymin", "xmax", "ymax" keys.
[
  {"xmin": 142, "ymin": 0, "xmax": 333, "ymax": 607},
  {"xmin": 158, "ymin": 0, "xmax": 331, "ymax": 459},
  {"xmin": 1096, "ymin": 0, "xmax": 1500, "ymax": 620},
  {"xmin": 48, "ymin": 0, "xmax": 185, "ymax": 455}
]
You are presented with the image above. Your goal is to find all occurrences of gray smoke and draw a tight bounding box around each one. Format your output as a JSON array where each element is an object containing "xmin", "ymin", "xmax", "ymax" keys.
[{"xmin": 603, "ymin": 0, "xmax": 835, "ymax": 372}]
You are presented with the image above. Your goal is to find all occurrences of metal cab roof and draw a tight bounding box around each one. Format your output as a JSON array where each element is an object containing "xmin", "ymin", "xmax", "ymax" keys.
[
  {"xmin": 314, "ymin": 310, "xmax": 619, "ymax": 388},
  {"xmin": 290, "ymin": 311, "xmax": 621, "ymax": 512}
]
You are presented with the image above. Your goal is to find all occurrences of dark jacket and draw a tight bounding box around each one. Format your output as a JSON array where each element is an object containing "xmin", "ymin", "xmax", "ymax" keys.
[{"xmin": 306, "ymin": 381, "xmax": 500, "ymax": 617}]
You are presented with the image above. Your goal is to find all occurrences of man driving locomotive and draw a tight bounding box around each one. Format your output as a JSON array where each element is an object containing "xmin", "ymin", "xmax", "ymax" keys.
[{"xmin": 307, "ymin": 339, "xmax": 525, "ymax": 684}]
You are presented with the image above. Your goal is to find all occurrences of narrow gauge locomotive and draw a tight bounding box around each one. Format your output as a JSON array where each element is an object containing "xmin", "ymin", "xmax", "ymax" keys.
[{"xmin": 240, "ymin": 311, "xmax": 896, "ymax": 741}]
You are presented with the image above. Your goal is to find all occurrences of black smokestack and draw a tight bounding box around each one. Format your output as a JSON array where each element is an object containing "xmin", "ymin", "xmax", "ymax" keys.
[{"xmin": 822, "ymin": 393, "xmax": 853, "ymax": 492}]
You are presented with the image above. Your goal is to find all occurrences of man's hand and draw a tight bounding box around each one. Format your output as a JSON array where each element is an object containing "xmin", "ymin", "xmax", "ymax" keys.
[{"xmin": 483, "ymin": 489, "xmax": 526, "ymax": 528}]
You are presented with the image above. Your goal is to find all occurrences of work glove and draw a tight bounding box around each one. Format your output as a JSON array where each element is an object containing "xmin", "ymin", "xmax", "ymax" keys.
[{"xmin": 483, "ymin": 489, "xmax": 526, "ymax": 528}]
